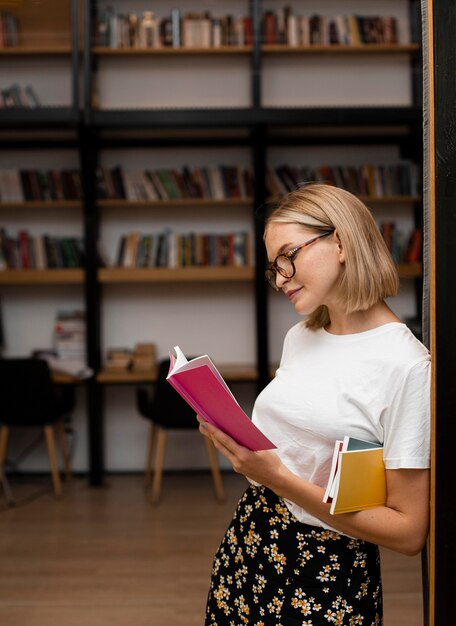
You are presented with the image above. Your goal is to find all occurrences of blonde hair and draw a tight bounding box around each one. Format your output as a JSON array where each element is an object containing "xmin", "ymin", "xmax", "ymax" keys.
[{"xmin": 264, "ymin": 183, "xmax": 399, "ymax": 330}]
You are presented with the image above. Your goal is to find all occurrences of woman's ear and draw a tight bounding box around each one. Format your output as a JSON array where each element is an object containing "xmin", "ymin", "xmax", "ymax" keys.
[{"xmin": 334, "ymin": 230, "xmax": 345, "ymax": 263}]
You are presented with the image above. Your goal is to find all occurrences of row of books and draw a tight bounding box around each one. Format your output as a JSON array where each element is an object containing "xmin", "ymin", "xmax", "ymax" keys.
[
  {"xmin": 0, "ymin": 13, "xmax": 18, "ymax": 48},
  {"xmin": 96, "ymin": 9, "xmax": 251, "ymax": 49},
  {"xmin": 0, "ymin": 230, "xmax": 84, "ymax": 270},
  {"xmin": 0, "ymin": 84, "xmax": 40, "ymax": 109},
  {"xmin": 0, "ymin": 226, "xmax": 417, "ymax": 270},
  {"xmin": 113, "ymin": 230, "xmax": 251, "ymax": 269},
  {"xmin": 0, "ymin": 164, "xmax": 418, "ymax": 205},
  {"xmin": 96, "ymin": 166, "xmax": 253, "ymax": 201},
  {"xmin": 96, "ymin": 8, "xmax": 400, "ymax": 50},
  {"xmin": 262, "ymin": 11, "xmax": 399, "ymax": 46},
  {"xmin": 266, "ymin": 163, "xmax": 420, "ymax": 198},
  {"xmin": 0, "ymin": 169, "xmax": 82, "ymax": 202},
  {"xmin": 381, "ymin": 223, "xmax": 422, "ymax": 264}
]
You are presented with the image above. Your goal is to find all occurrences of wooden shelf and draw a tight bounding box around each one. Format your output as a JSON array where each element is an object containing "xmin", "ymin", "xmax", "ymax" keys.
[
  {"xmin": 0, "ymin": 200, "xmax": 82, "ymax": 210},
  {"xmin": 98, "ymin": 198, "xmax": 252, "ymax": 209},
  {"xmin": 93, "ymin": 45, "xmax": 252, "ymax": 56},
  {"xmin": 0, "ymin": 46, "xmax": 72, "ymax": 56},
  {"xmin": 93, "ymin": 44, "xmax": 419, "ymax": 57},
  {"xmin": 262, "ymin": 43, "xmax": 420, "ymax": 54},
  {"xmin": 397, "ymin": 263, "xmax": 422, "ymax": 278},
  {"xmin": 96, "ymin": 363, "xmax": 276, "ymax": 384},
  {"xmin": 98, "ymin": 266, "xmax": 254, "ymax": 283},
  {"xmin": 0, "ymin": 269, "xmax": 84, "ymax": 285},
  {"xmin": 97, "ymin": 369, "xmax": 158, "ymax": 384}
]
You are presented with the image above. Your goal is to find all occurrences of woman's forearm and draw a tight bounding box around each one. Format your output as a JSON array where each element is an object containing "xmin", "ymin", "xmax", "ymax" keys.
[{"xmin": 268, "ymin": 464, "xmax": 429, "ymax": 556}]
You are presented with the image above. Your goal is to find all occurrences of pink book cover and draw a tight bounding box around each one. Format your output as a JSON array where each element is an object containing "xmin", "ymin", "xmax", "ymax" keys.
[{"xmin": 167, "ymin": 346, "xmax": 276, "ymax": 451}]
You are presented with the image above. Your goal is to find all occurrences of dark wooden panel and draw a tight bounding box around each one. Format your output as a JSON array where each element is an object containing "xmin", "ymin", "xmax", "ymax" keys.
[{"xmin": 432, "ymin": 0, "xmax": 456, "ymax": 623}]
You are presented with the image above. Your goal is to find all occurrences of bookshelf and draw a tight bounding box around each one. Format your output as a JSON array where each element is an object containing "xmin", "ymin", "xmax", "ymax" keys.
[
  {"xmin": 0, "ymin": 270, "xmax": 84, "ymax": 285},
  {"xmin": 0, "ymin": 0, "xmax": 79, "ymax": 120},
  {"xmin": 96, "ymin": 362, "xmax": 278, "ymax": 384},
  {"xmin": 92, "ymin": 46, "xmax": 253, "ymax": 56},
  {"xmin": 0, "ymin": 47, "xmax": 73, "ymax": 56},
  {"xmin": 0, "ymin": 0, "xmax": 87, "ymax": 475},
  {"xmin": 98, "ymin": 266, "xmax": 255, "ymax": 283},
  {"xmin": 0, "ymin": 0, "xmax": 423, "ymax": 482},
  {"xmin": 261, "ymin": 43, "xmax": 420, "ymax": 54}
]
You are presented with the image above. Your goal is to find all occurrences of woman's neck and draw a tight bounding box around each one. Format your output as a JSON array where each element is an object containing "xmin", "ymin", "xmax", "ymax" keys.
[{"xmin": 325, "ymin": 301, "xmax": 401, "ymax": 336}]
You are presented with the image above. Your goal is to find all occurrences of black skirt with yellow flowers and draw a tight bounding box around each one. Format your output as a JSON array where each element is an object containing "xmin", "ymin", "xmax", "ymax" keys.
[{"xmin": 205, "ymin": 485, "xmax": 382, "ymax": 626}]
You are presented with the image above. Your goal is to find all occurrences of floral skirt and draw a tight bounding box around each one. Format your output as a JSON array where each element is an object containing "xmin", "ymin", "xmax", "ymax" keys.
[{"xmin": 205, "ymin": 485, "xmax": 382, "ymax": 626}]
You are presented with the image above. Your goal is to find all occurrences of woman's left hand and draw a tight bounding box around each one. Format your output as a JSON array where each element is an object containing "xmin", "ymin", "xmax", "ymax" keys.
[{"xmin": 196, "ymin": 415, "xmax": 285, "ymax": 490}]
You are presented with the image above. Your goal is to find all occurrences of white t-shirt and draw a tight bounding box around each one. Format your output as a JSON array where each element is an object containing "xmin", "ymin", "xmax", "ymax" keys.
[{"xmin": 252, "ymin": 321, "xmax": 431, "ymax": 529}]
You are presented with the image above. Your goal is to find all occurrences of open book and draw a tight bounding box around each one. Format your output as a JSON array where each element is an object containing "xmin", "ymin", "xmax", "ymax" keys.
[
  {"xmin": 323, "ymin": 436, "xmax": 386, "ymax": 515},
  {"xmin": 166, "ymin": 346, "xmax": 276, "ymax": 451}
]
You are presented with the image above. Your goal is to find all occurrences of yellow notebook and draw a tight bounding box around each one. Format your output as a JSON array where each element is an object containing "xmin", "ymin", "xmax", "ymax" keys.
[{"xmin": 325, "ymin": 437, "xmax": 386, "ymax": 515}]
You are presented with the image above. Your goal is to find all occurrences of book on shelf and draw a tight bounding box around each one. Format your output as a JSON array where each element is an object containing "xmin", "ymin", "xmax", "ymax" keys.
[
  {"xmin": 53, "ymin": 310, "xmax": 86, "ymax": 362},
  {"xmin": 261, "ymin": 11, "xmax": 399, "ymax": 46},
  {"xmin": 323, "ymin": 436, "xmax": 386, "ymax": 515},
  {"xmin": 114, "ymin": 230, "xmax": 251, "ymax": 269},
  {"xmin": 104, "ymin": 347, "xmax": 133, "ymax": 372},
  {"xmin": 380, "ymin": 222, "xmax": 404, "ymax": 264},
  {"xmin": 0, "ymin": 168, "xmax": 82, "ymax": 202},
  {"xmin": 131, "ymin": 342, "xmax": 156, "ymax": 373},
  {"xmin": 0, "ymin": 229, "xmax": 84, "ymax": 270},
  {"xmin": 96, "ymin": 8, "xmax": 252, "ymax": 50},
  {"xmin": 0, "ymin": 12, "xmax": 18, "ymax": 48},
  {"xmin": 404, "ymin": 228, "xmax": 423, "ymax": 263},
  {"xmin": 0, "ymin": 169, "xmax": 23, "ymax": 202},
  {"xmin": 379, "ymin": 222, "xmax": 422, "ymax": 265},
  {"xmin": 265, "ymin": 162, "xmax": 419, "ymax": 198},
  {"xmin": 121, "ymin": 232, "xmax": 141, "ymax": 268},
  {"xmin": 95, "ymin": 165, "xmax": 252, "ymax": 201},
  {"xmin": 103, "ymin": 342, "xmax": 156, "ymax": 374},
  {"xmin": 167, "ymin": 346, "xmax": 275, "ymax": 451},
  {"xmin": 0, "ymin": 84, "xmax": 41, "ymax": 109}
]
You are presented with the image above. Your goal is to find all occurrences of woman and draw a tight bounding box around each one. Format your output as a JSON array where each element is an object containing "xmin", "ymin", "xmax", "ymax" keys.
[{"xmin": 198, "ymin": 183, "xmax": 430, "ymax": 626}]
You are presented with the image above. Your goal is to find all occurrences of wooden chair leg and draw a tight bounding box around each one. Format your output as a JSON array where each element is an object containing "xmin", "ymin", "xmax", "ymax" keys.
[
  {"xmin": 144, "ymin": 423, "xmax": 157, "ymax": 488},
  {"xmin": 204, "ymin": 437, "xmax": 225, "ymax": 502},
  {"xmin": 0, "ymin": 426, "xmax": 9, "ymax": 476},
  {"xmin": 0, "ymin": 426, "xmax": 13, "ymax": 505},
  {"xmin": 151, "ymin": 428, "xmax": 167, "ymax": 503},
  {"xmin": 0, "ymin": 425, "xmax": 10, "ymax": 486},
  {"xmin": 44, "ymin": 425, "xmax": 62, "ymax": 498},
  {"xmin": 55, "ymin": 419, "xmax": 72, "ymax": 481}
]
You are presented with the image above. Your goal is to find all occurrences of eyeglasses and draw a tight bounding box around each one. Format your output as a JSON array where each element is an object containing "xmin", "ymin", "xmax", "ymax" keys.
[{"xmin": 265, "ymin": 230, "xmax": 334, "ymax": 291}]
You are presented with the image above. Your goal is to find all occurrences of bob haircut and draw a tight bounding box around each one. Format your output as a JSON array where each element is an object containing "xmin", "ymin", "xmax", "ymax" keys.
[{"xmin": 264, "ymin": 183, "xmax": 399, "ymax": 330}]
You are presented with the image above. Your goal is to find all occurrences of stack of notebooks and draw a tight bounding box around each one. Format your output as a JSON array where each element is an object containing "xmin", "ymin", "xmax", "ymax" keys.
[{"xmin": 323, "ymin": 436, "xmax": 386, "ymax": 514}]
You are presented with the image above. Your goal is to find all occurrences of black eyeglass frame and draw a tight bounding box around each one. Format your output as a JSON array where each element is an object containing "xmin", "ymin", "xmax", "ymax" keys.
[{"xmin": 265, "ymin": 230, "xmax": 335, "ymax": 291}]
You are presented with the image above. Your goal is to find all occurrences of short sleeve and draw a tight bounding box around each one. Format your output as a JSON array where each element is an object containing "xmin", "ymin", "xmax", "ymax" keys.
[
  {"xmin": 382, "ymin": 358, "xmax": 431, "ymax": 469},
  {"xmin": 279, "ymin": 324, "xmax": 295, "ymax": 368}
]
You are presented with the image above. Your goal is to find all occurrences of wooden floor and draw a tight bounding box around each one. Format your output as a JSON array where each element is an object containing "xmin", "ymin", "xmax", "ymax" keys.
[{"xmin": 0, "ymin": 473, "xmax": 424, "ymax": 626}]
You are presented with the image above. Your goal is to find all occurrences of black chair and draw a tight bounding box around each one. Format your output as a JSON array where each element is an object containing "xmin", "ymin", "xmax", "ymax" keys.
[
  {"xmin": 0, "ymin": 358, "xmax": 73, "ymax": 498},
  {"xmin": 136, "ymin": 358, "xmax": 224, "ymax": 503}
]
